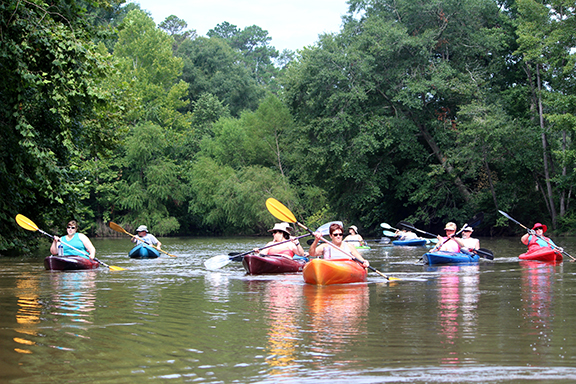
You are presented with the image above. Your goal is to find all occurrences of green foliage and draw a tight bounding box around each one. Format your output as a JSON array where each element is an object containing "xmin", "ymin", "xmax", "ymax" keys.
[{"xmin": 0, "ymin": 0, "xmax": 122, "ymax": 252}]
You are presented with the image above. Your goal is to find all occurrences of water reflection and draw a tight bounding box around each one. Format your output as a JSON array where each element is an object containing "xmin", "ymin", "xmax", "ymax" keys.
[
  {"xmin": 519, "ymin": 260, "xmax": 562, "ymax": 359},
  {"xmin": 303, "ymin": 283, "xmax": 369, "ymax": 366},
  {"xmin": 433, "ymin": 265, "xmax": 480, "ymax": 365},
  {"xmin": 14, "ymin": 273, "xmax": 41, "ymax": 354}
]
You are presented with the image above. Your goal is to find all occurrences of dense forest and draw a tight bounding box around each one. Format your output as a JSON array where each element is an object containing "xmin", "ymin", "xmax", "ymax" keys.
[{"xmin": 2, "ymin": 0, "xmax": 576, "ymax": 254}]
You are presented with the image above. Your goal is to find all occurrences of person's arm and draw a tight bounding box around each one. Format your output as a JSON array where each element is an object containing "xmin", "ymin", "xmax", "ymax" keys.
[
  {"xmin": 50, "ymin": 236, "xmax": 60, "ymax": 255},
  {"xmin": 308, "ymin": 232, "xmax": 323, "ymax": 257},
  {"xmin": 79, "ymin": 233, "xmax": 96, "ymax": 259},
  {"xmin": 521, "ymin": 233, "xmax": 530, "ymax": 245},
  {"xmin": 346, "ymin": 242, "xmax": 369, "ymax": 267},
  {"xmin": 292, "ymin": 238, "xmax": 305, "ymax": 256}
]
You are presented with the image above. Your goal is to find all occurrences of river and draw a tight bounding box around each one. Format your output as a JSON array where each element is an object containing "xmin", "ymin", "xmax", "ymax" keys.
[{"xmin": 2, "ymin": 236, "xmax": 576, "ymax": 383}]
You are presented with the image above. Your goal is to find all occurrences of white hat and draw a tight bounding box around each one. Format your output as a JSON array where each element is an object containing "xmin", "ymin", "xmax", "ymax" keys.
[
  {"xmin": 280, "ymin": 222, "xmax": 293, "ymax": 232},
  {"xmin": 462, "ymin": 226, "xmax": 473, "ymax": 232},
  {"xmin": 444, "ymin": 222, "xmax": 457, "ymax": 231},
  {"xmin": 349, "ymin": 225, "xmax": 358, "ymax": 233},
  {"xmin": 136, "ymin": 225, "xmax": 148, "ymax": 232},
  {"xmin": 268, "ymin": 223, "xmax": 290, "ymax": 235}
]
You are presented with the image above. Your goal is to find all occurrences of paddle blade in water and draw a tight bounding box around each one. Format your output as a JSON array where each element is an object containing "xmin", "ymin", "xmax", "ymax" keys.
[
  {"xmin": 266, "ymin": 198, "xmax": 296, "ymax": 223},
  {"xmin": 16, "ymin": 214, "xmax": 39, "ymax": 232},
  {"xmin": 204, "ymin": 255, "xmax": 233, "ymax": 270}
]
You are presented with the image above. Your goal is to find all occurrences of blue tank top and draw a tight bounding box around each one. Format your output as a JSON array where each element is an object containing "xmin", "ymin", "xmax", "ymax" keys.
[{"xmin": 61, "ymin": 233, "xmax": 89, "ymax": 258}]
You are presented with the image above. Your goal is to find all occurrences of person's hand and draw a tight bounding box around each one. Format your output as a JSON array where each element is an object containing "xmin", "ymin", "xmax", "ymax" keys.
[
  {"xmin": 53, "ymin": 236, "xmax": 60, "ymax": 242},
  {"xmin": 557, "ymin": 247, "xmax": 564, "ymax": 253},
  {"xmin": 314, "ymin": 231, "xmax": 323, "ymax": 240},
  {"xmin": 253, "ymin": 248, "xmax": 260, "ymax": 254},
  {"xmin": 528, "ymin": 229, "xmax": 536, "ymax": 235},
  {"xmin": 363, "ymin": 260, "xmax": 370, "ymax": 268}
]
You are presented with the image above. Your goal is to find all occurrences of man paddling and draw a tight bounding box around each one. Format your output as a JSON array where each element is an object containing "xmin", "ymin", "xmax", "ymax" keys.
[{"xmin": 453, "ymin": 227, "xmax": 480, "ymax": 252}]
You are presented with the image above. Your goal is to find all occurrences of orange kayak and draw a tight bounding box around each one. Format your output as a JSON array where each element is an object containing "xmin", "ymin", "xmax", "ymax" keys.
[{"xmin": 303, "ymin": 258, "xmax": 368, "ymax": 285}]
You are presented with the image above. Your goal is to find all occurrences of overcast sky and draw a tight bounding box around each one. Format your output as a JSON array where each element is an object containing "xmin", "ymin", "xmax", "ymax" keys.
[{"xmin": 129, "ymin": 0, "xmax": 350, "ymax": 52}]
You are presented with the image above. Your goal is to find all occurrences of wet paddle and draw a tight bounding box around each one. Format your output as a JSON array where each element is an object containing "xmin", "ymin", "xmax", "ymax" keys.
[
  {"xmin": 204, "ymin": 233, "xmax": 311, "ymax": 270},
  {"xmin": 108, "ymin": 222, "xmax": 177, "ymax": 258},
  {"xmin": 498, "ymin": 210, "xmax": 575, "ymax": 262},
  {"xmin": 15, "ymin": 214, "xmax": 125, "ymax": 271},
  {"xmin": 265, "ymin": 198, "xmax": 400, "ymax": 281}
]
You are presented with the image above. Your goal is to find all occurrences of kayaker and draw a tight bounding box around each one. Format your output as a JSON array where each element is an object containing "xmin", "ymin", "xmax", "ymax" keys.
[
  {"xmin": 50, "ymin": 220, "xmax": 96, "ymax": 260},
  {"xmin": 433, "ymin": 222, "xmax": 461, "ymax": 252},
  {"xmin": 344, "ymin": 225, "xmax": 367, "ymax": 247},
  {"xmin": 395, "ymin": 229, "xmax": 418, "ymax": 241},
  {"xmin": 309, "ymin": 223, "xmax": 369, "ymax": 267},
  {"xmin": 254, "ymin": 223, "xmax": 305, "ymax": 259},
  {"xmin": 279, "ymin": 222, "xmax": 307, "ymax": 256},
  {"xmin": 132, "ymin": 225, "xmax": 162, "ymax": 249},
  {"xmin": 453, "ymin": 227, "xmax": 480, "ymax": 252},
  {"xmin": 521, "ymin": 223, "xmax": 562, "ymax": 252}
]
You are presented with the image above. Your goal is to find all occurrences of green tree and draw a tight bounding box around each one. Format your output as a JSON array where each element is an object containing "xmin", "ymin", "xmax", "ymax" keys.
[{"xmin": 0, "ymin": 0, "xmax": 121, "ymax": 252}]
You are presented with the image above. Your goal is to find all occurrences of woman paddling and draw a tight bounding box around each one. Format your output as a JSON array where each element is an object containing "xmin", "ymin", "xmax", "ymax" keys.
[
  {"xmin": 433, "ymin": 222, "xmax": 461, "ymax": 252},
  {"xmin": 254, "ymin": 223, "xmax": 305, "ymax": 259},
  {"xmin": 309, "ymin": 223, "xmax": 369, "ymax": 267},
  {"xmin": 50, "ymin": 220, "xmax": 96, "ymax": 260},
  {"xmin": 344, "ymin": 225, "xmax": 367, "ymax": 247},
  {"xmin": 521, "ymin": 223, "xmax": 562, "ymax": 252}
]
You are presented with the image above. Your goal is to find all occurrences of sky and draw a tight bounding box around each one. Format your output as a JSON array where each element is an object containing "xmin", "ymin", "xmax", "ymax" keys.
[{"xmin": 129, "ymin": 0, "xmax": 350, "ymax": 52}]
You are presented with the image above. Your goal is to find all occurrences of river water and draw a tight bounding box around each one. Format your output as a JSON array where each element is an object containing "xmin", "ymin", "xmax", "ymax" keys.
[{"xmin": 2, "ymin": 236, "xmax": 576, "ymax": 383}]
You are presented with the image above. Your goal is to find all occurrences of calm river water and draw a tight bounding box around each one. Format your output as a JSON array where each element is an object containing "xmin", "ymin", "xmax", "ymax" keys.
[{"xmin": 2, "ymin": 236, "xmax": 576, "ymax": 383}]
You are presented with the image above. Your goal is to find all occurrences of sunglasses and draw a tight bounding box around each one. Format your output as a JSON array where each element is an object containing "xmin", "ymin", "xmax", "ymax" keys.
[
  {"xmin": 272, "ymin": 230, "xmax": 283, "ymax": 234},
  {"xmin": 331, "ymin": 233, "xmax": 344, "ymax": 237},
  {"xmin": 535, "ymin": 227, "xmax": 543, "ymax": 231},
  {"xmin": 67, "ymin": 226, "xmax": 76, "ymax": 229}
]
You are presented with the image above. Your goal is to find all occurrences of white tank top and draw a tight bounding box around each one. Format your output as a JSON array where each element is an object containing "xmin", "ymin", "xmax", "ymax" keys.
[{"xmin": 322, "ymin": 244, "xmax": 350, "ymax": 259}]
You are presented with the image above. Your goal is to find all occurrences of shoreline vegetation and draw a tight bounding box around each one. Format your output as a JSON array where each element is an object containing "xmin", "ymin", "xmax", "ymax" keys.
[{"xmin": 4, "ymin": 1, "xmax": 576, "ymax": 255}]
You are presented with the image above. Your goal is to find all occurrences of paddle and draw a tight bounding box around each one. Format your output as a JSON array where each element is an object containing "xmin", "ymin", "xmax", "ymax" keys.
[
  {"xmin": 266, "ymin": 198, "xmax": 400, "ymax": 281},
  {"xmin": 498, "ymin": 210, "xmax": 575, "ymax": 262},
  {"xmin": 382, "ymin": 230, "xmax": 398, "ymax": 237},
  {"xmin": 427, "ymin": 213, "xmax": 484, "ymax": 252},
  {"xmin": 108, "ymin": 222, "xmax": 177, "ymax": 258},
  {"xmin": 15, "ymin": 214, "xmax": 125, "ymax": 271},
  {"xmin": 204, "ymin": 233, "xmax": 311, "ymax": 270}
]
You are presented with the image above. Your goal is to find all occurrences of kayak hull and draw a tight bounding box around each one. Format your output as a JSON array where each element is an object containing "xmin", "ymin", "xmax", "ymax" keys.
[
  {"xmin": 129, "ymin": 243, "xmax": 160, "ymax": 259},
  {"xmin": 303, "ymin": 258, "xmax": 368, "ymax": 285},
  {"xmin": 393, "ymin": 239, "xmax": 427, "ymax": 246},
  {"xmin": 423, "ymin": 251, "xmax": 480, "ymax": 265},
  {"xmin": 519, "ymin": 247, "xmax": 563, "ymax": 262},
  {"xmin": 355, "ymin": 246, "xmax": 371, "ymax": 251},
  {"xmin": 44, "ymin": 255, "xmax": 100, "ymax": 271},
  {"xmin": 242, "ymin": 254, "xmax": 306, "ymax": 275}
]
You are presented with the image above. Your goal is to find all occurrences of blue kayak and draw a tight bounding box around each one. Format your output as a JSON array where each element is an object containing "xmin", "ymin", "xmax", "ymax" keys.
[
  {"xmin": 129, "ymin": 243, "xmax": 160, "ymax": 259},
  {"xmin": 422, "ymin": 250, "xmax": 480, "ymax": 265},
  {"xmin": 393, "ymin": 239, "xmax": 427, "ymax": 246}
]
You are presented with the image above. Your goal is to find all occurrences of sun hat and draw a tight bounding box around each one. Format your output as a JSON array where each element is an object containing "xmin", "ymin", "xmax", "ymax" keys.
[
  {"xmin": 462, "ymin": 227, "xmax": 473, "ymax": 232},
  {"xmin": 349, "ymin": 225, "xmax": 358, "ymax": 233},
  {"xmin": 532, "ymin": 223, "xmax": 547, "ymax": 233},
  {"xmin": 136, "ymin": 225, "xmax": 148, "ymax": 233},
  {"xmin": 444, "ymin": 222, "xmax": 457, "ymax": 231},
  {"xmin": 280, "ymin": 222, "xmax": 293, "ymax": 233},
  {"xmin": 268, "ymin": 223, "xmax": 290, "ymax": 235}
]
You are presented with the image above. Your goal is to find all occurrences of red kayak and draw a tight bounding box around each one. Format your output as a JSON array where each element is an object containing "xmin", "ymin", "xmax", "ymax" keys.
[
  {"xmin": 303, "ymin": 258, "xmax": 368, "ymax": 285},
  {"xmin": 242, "ymin": 254, "xmax": 307, "ymax": 275},
  {"xmin": 519, "ymin": 247, "xmax": 563, "ymax": 262},
  {"xmin": 44, "ymin": 255, "xmax": 100, "ymax": 271}
]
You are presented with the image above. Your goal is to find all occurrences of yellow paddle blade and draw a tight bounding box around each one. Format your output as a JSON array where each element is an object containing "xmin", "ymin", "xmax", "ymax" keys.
[
  {"xmin": 16, "ymin": 214, "xmax": 39, "ymax": 232},
  {"xmin": 108, "ymin": 221, "xmax": 129, "ymax": 235},
  {"xmin": 108, "ymin": 265, "xmax": 126, "ymax": 271},
  {"xmin": 265, "ymin": 198, "xmax": 296, "ymax": 223}
]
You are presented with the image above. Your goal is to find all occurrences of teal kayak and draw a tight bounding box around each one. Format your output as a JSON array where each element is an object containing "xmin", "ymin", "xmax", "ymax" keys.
[
  {"xmin": 422, "ymin": 250, "xmax": 480, "ymax": 265},
  {"xmin": 129, "ymin": 243, "xmax": 160, "ymax": 259}
]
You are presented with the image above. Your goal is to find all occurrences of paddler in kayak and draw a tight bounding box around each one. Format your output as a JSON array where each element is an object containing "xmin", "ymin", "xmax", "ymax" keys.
[
  {"xmin": 253, "ymin": 223, "xmax": 305, "ymax": 259},
  {"xmin": 432, "ymin": 222, "xmax": 460, "ymax": 252},
  {"xmin": 521, "ymin": 223, "xmax": 562, "ymax": 252},
  {"xmin": 453, "ymin": 227, "xmax": 480, "ymax": 252},
  {"xmin": 132, "ymin": 225, "xmax": 162, "ymax": 249},
  {"xmin": 309, "ymin": 223, "xmax": 369, "ymax": 267},
  {"xmin": 50, "ymin": 219, "xmax": 96, "ymax": 260},
  {"xmin": 344, "ymin": 225, "xmax": 367, "ymax": 247}
]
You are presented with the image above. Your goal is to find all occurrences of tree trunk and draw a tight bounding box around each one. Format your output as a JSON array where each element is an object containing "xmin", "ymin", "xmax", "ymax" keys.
[{"xmin": 536, "ymin": 64, "xmax": 556, "ymax": 227}]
